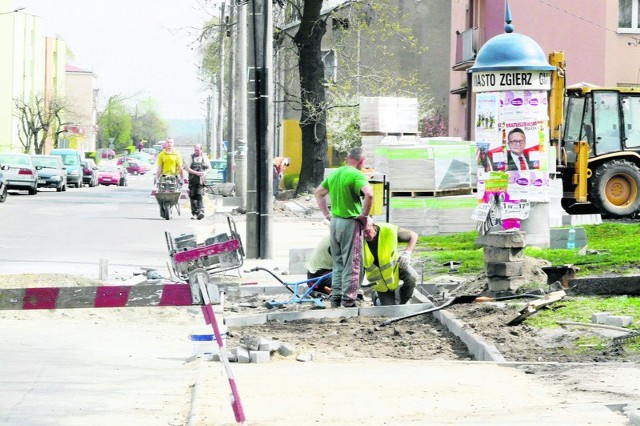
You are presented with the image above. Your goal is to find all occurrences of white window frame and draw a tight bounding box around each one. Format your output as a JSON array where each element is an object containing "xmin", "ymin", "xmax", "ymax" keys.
[{"xmin": 619, "ymin": 0, "xmax": 640, "ymax": 33}]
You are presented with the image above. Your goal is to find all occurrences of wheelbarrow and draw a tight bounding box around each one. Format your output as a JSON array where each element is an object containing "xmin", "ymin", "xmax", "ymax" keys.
[{"xmin": 155, "ymin": 174, "xmax": 182, "ymax": 220}]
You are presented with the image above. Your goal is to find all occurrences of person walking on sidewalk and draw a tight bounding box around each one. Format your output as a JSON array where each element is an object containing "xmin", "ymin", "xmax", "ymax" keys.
[
  {"xmin": 363, "ymin": 219, "xmax": 419, "ymax": 305},
  {"xmin": 314, "ymin": 147, "xmax": 374, "ymax": 308},
  {"xmin": 185, "ymin": 144, "xmax": 210, "ymax": 220}
]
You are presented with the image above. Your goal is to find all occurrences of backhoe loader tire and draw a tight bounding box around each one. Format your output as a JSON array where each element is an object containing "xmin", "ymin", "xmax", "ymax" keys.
[{"xmin": 589, "ymin": 159, "xmax": 640, "ymax": 217}]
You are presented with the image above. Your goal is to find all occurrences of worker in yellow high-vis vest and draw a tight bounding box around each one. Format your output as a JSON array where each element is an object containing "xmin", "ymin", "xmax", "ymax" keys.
[{"xmin": 363, "ymin": 220, "xmax": 419, "ymax": 305}]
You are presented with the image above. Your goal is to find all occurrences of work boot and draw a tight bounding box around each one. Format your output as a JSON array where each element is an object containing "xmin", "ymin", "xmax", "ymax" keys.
[
  {"xmin": 371, "ymin": 291, "xmax": 380, "ymax": 306},
  {"xmin": 197, "ymin": 212, "xmax": 204, "ymax": 220},
  {"xmin": 330, "ymin": 297, "xmax": 341, "ymax": 308},
  {"xmin": 341, "ymin": 297, "xmax": 357, "ymax": 308}
]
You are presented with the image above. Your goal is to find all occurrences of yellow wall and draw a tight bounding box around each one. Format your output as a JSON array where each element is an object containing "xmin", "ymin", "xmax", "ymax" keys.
[
  {"xmin": 282, "ymin": 119, "xmax": 302, "ymax": 175},
  {"xmin": 282, "ymin": 119, "xmax": 334, "ymax": 178}
]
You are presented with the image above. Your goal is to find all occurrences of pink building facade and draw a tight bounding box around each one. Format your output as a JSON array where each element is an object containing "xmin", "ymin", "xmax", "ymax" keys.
[{"xmin": 449, "ymin": 0, "xmax": 639, "ymax": 140}]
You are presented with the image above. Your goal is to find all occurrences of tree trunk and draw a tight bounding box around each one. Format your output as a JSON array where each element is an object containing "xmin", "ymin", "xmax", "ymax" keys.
[{"xmin": 294, "ymin": 0, "xmax": 328, "ymax": 194}]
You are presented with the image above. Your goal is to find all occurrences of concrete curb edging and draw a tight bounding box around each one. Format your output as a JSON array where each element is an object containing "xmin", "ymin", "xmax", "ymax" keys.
[
  {"xmin": 223, "ymin": 302, "xmax": 505, "ymax": 363},
  {"xmin": 433, "ymin": 309, "xmax": 506, "ymax": 362}
]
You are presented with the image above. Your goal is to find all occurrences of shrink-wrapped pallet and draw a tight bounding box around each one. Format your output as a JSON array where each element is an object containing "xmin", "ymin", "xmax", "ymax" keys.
[
  {"xmin": 389, "ymin": 196, "xmax": 478, "ymax": 236},
  {"xmin": 374, "ymin": 142, "xmax": 473, "ymax": 192},
  {"xmin": 359, "ymin": 97, "xmax": 419, "ymax": 134}
]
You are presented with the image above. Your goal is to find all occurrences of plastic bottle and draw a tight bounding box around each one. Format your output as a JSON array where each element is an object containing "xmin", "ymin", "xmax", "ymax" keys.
[{"xmin": 567, "ymin": 226, "xmax": 576, "ymax": 249}]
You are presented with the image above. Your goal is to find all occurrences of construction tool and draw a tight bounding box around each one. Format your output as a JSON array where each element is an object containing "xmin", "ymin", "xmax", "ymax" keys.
[
  {"xmin": 249, "ymin": 267, "xmax": 328, "ymax": 309},
  {"xmin": 380, "ymin": 295, "xmax": 480, "ymax": 327},
  {"xmin": 613, "ymin": 331, "xmax": 640, "ymax": 346}
]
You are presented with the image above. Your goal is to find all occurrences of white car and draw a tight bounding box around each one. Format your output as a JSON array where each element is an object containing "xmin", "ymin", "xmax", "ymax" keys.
[
  {"xmin": 0, "ymin": 164, "xmax": 9, "ymax": 202},
  {"xmin": 0, "ymin": 153, "xmax": 38, "ymax": 195}
]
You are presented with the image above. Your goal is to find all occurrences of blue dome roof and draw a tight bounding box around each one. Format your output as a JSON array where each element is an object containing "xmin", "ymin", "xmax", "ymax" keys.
[{"xmin": 469, "ymin": 32, "xmax": 555, "ymax": 72}]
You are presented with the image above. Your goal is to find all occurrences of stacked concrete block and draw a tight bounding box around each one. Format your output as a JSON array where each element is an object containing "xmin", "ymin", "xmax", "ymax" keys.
[
  {"xmin": 592, "ymin": 312, "xmax": 634, "ymax": 328},
  {"xmin": 214, "ymin": 337, "xmax": 297, "ymax": 364},
  {"xmin": 477, "ymin": 230, "xmax": 527, "ymax": 292}
]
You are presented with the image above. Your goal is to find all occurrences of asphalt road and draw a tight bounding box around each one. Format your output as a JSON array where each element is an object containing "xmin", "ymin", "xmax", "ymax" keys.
[{"xmin": 0, "ymin": 172, "xmax": 216, "ymax": 280}]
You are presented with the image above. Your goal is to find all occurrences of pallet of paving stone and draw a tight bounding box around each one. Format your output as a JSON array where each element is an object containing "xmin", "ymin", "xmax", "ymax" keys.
[
  {"xmin": 360, "ymin": 134, "xmax": 419, "ymax": 168},
  {"xmin": 374, "ymin": 142, "xmax": 473, "ymax": 192},
  {"xmin": 389, "ymin": 188, "xmax": 473, "ymax": 198},
  {"xmin": 389, "ymin": 195, "xmax": 478, "ymax": 236}
]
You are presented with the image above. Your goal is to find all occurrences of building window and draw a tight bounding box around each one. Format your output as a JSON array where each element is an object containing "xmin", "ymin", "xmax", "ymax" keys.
[{"xmin": 619, "ymin": 0, "xmax": 640, "ymax": 32}]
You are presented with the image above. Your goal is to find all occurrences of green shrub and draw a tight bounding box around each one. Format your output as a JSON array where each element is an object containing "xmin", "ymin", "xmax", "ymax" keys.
[{"xmin": 283, "ymin": 173, "xmax": 299, "ymax": 190}]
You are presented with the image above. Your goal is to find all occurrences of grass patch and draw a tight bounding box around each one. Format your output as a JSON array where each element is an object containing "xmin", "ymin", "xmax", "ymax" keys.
[
  {"xmin": 525, "ymin": 296, "xmax": 640, "ymax": 330},
  {"xmin": 413, "ymin": 223, "xmax": 640, "ymax": 276},
  {"xmin": 528, "ymin": 296, "xmax": 640, "ymax": 355},
  {"xmin": 414, "ymin": 231, "xmax": 483, "ymax": 274}
]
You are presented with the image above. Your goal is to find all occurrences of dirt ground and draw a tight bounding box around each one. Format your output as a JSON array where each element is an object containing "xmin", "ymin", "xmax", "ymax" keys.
[{"xmin": 2, "ymin": 264, "xmax": 639, "ymax": 424}]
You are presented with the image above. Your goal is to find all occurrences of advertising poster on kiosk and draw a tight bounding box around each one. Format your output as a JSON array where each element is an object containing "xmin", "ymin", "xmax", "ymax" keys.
[{"xmin": 474, "ymin": 86, "xmax": 551, "ymax": 230}]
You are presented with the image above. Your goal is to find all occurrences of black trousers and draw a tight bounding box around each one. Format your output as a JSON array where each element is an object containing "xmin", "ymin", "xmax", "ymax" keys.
[{"xmin": 189, "ymin": 184, "xmax": 204, "ymax": 215}]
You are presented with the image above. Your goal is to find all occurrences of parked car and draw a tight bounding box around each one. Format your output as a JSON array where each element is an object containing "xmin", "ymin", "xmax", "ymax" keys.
[
  {"xmin": 31, "ymin": 155, "xmax": 67, "ymax": 192},
  {"xmin": 81, "ymin": 159, "xmax": 99, "ymax": 187},
  {"xmin": 97, "ymin": 165, "xmax": 123, "ymax": 186},
  {"xmin": 129, "ymin": 151, "xmax": 154, "ymax": 162},
  {"xmin": 0, "ymin": 164, "xmax": 9, "ymax": 202},
  {"xmin": 124, "ymin": 158, "xmax": 146, "ymax": 175},
  {"xmin": 49, "ymin": 148, "xmax": 83, "ymax": 188},
  {"xmin": 0, "ymin": 153, "xmax": 38, "ymax": 195}
]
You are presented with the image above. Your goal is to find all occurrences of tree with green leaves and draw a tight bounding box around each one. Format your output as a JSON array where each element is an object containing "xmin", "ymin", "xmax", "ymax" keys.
[
  {"xmin": 97, "ymin": 96, "xmax": 133, "ymax": 153},
  {"xmin": 277, "ymin": 0, "xmax": 436, "ymax": 194},
  {"xmin": 130, "ymin": 98, "xmax": 169, "ymax": 146}
]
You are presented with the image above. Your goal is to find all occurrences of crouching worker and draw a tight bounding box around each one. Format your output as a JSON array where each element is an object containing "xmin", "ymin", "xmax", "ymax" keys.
[
  {"xmin": 363, "ymin": 219, "xmax": 419, "ymax": 305},
  {"xmin": 304, "ymin": 235, "xmax": 332, "ymax": 295}
]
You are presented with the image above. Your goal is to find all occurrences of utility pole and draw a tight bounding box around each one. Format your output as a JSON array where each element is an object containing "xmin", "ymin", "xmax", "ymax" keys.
[
  {"xmin": 216, "ymin": 1, "xmax": 226, "ymax": 160},
  {"xmin": 226, "ymin": 0, "xmax": 236, "ymax": 183},
  {"xmin": 211, "ymin": 80, "xmax": 219, "ymax": 159},
  {"xmin": 246, "ymin": 0, "xmax": 273, "ymax": 259},
  {"xmin": 235, "ymin": 1, "xmax": 248, "ymax": 209},
  {"xmin": 205, "ymin": 94, "xmax": 212, "ymax": 156}
]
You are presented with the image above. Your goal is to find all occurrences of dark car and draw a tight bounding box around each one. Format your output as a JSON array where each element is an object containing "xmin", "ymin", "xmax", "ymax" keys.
[
  {"xmin": 81, "ymin": 159, "xmax": 99, "ymax": 187},
  {"xmin": 31, "ymin": 155, "xmax": 67, "ymax": 192}
]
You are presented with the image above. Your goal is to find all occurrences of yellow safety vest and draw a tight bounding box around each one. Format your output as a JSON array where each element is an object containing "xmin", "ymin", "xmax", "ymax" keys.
[{"xmin": 363, "ymin": 224, "xmax": 399, "ymax": 292}]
